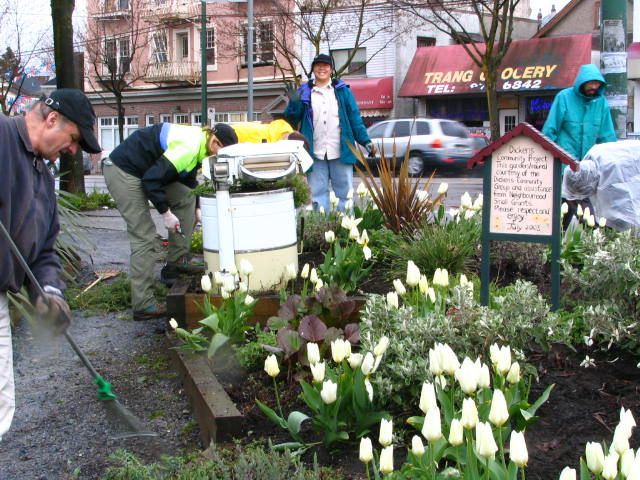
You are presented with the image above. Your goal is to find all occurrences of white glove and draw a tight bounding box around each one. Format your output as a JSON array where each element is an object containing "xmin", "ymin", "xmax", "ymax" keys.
[
  {"xmin": 162, "ymin": 209, "xmax": 180, "ymax": 232},
  {"xmin": 195, "ymin": 207, "xmax": 202, "ymax": 224}
]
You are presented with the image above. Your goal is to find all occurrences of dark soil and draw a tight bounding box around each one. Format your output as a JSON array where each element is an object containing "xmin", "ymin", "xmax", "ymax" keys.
[{"xmin": 214, "ymin": 344, "xmax": 640, "ymax": 479}]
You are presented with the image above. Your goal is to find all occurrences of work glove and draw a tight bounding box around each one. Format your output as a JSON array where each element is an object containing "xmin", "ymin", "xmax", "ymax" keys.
[
  {"xmin": 35, "ymin": 288, "xmax": 71, "ymax": 335},
  {"xmin": 162, "ymin": 209, "xmax": 181, "ymax": 232},
  {"xmin": 365, "ymin": 142, "xmax": 377, "ymax": 158},
  {"xmin": 284, "ymin": 81, "xmax": 300, "ymax": 102}
]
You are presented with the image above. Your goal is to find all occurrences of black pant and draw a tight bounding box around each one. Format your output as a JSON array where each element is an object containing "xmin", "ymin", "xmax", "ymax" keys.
[{"xmin": 562, "ymin": 198, "xmax": 594, "ymax": 231}]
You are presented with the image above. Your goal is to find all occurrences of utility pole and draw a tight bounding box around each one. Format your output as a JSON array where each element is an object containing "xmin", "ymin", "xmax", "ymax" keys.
[
  {"xmin": 247, "ymin": 0, "xmax": 254, "ymax": 120},
  {"xmin": 600, "ymin": 0, "xmax": 628, "ymax": 138},
  {"xmin": 201, "ymin": 0, "xmax": 208, "ymax": 127}
]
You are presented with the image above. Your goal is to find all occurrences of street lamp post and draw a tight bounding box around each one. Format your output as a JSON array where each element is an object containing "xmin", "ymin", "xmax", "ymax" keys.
[{"xmin": 201, "ymin": 0, "xmax": 208, "ymax": 127}]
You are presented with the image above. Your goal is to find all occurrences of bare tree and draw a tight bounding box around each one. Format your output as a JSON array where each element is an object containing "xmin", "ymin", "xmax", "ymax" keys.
[
  {"xmin": 83, "ymin": 0, "xmax": 150, "ymax": 142},
  {"xmin": 393, "ymin": 0, "xmax": 520, "ymax": 140}
]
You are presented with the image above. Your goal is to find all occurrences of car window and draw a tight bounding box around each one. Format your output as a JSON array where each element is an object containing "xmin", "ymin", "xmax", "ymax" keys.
[
  {"xmin": 440, "ymin": 121, "xmax": 469, "ymax": 138},
  {"xmin": 391, "ymin": 121, "xmax": 412, "ymax": 137},
  {"xmin": 415, "ymin": 121, "xmax": 431, "ymax": 135},
  {"xmin": 368, "ymin": 123, "xmax": 387, "ymax": 138}
]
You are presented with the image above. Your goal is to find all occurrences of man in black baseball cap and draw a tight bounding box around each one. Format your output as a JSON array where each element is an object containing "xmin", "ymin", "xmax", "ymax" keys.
[{"xmin": 44, "ymin": 88, "xmax": 102, "ymax": 154}]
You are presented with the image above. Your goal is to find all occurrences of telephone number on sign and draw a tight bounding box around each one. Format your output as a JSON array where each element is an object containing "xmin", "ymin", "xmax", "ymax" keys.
[{"xmin": 501, "ymin": 79, "xmax": 542, "ymax": 90}]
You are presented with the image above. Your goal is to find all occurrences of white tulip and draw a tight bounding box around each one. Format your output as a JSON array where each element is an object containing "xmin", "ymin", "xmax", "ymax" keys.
[
  {"xmin": 169, "ymin": 318, "xmax": 178, "ymax": 330},
  {"xmin": 361, "ymin": 352, "xmax": 375, "ymax": 376},
  {"xmin": 356, "ymin": 181, "xmax": 368, "ymax": 198},
  {"xmin": 201, "ymin": 274, "xmax": 212, "ymax": 293},
  {"xmin": 506, "ymin": 362, "xmax": 521, "ymax": 384},
  {"xmin": 406, "ymin": 260, "xmax": 421, "ymax": 286},
  {"xmin": 309, "ymin": 268, "xmax": 318, "ymax": 284},
  {"xmin": 264, "ymin": 354, "xmax": 280, "ymax": 378},
  {"xmin": 585, "ymin": 441, "xmax": 604, "ymax": 474},
  {"xmin": 374, "ymin": 336, "xmax": 390, "ymax": 357},
  {"xmin": 239, "ymin": 259, "xmax": 253, "ymax": 276},
  {"xmin": 620, "ymin": 448, "xmax": 635, "ymax": 478},
  {"xmin": 379, "ymin": 445, "xmax": 394, "ymax": 474},
  {"xmin": 324, "ymin": 230, "xmax": 336, "ymax": 243},
  {"xmin": 448, "ymin": 418, "xmax": 464, "ymax": 446},
  {"xmin": 488, "ymin": 389, "xmax": 510, "ymax": 427},
  {"xmin": 509, "ymin": 430, "xmax": 528, "ymax": 467},
  {"xmin": 244, "ymin": 294, "xmax": 255, "ymax": 305},
  {"xmin": 213, "ymin": 270, "xmax": 223, "ymax": 286},
  {"xmin": 393, "ymin": 279, "xmax": 406, "ymax": 295},
  {"xmin": 561, "ymin": 202, "xmax": 569, "ymax": 215},
  {"xmin": 379, "ymin": 418, "xmax": 393, "ymax": 447},
  {"xmin": 438, "ymin": 182, "xmax": 449, "ymax": 195},
  {"xmin": 461, "ymin": 397, "xmax": 478, "ymax": 429},
  {"xmin": 362, "ymin": 245, "xmax": 372, "ymax": 260},
  {"xmin": 439, "ymin": 343, "xmax": 460, "ymax": 376},
  {"xmin": 460, "ymin": 192, "xmax": 473, "ymax": 209},
  {"xmin": 349, "ymin": 226, "xmax": 360, "ymax": 240},
  {"xmin": 359, "ymin": 229, "xmax": 369, "ymax": 246},
  {"xmin": 602, "ymin": 452, "xmax": 619, "ymax": 480},
  {"xmin": 612, "ymin": 423, "xmax": 630, "ymax": 455},
  {"xmin": 348, "ymin": 353, "xmax": 363, "ymax": 369},
  {"xmin": 300, "ymin": 263, "xmax": 310, "ymax": 279},
  {"xmin": 455, "ymin": 357, "xmax": 480, "ymax": 395},
  {"xmin": 359, "ymin": 437, "xmax": 373, "ymax": 463},
  {"xmin": 429, "ymin": 347, "xmax": 443, "ymax": 376},
  {"xmin": 426, "ymin": 287, "xmax": 436, "ymax": 303},
  {"xmin": 620, "ymin": 407, "xmax": 637, "ymax": 437},
  {"xmin": 475, "ymin": 421, "xmax": 498, "ymax": 460},
  {"xmin": 411, "ymin": 435, "xmax": 425, "ymax": 456},
  {"xmin": 331, "ymin": 339, "xmax": 350, "ymax": 363},
  {"xmin": 558, "ymin": 467, "xmax": 576, "ymax": 480},
  {"xmin": 237, "ymin": 281, "xmax": 248, "ymax": 293},
  {"xmin": 307, "ymin": 342, "xmax": 321, "ymax": 365},
  {"xmin": 310, "ymin": 361, "xmax": 325, "ymax": 383},
  {"xmin": 421, "ymin": 407, "xmax": 442, "ymax": 442},
  {"xmin": 418, "ymin": 275, "xmax": 429, "ymax": 293},
  {"xmin": 320, "ymin": 380, "xmax": 337, "ymax": 404},
  {"xmin": 576, "ymin": 203, "xmax": 584, "ymax": 217},
  {"xmin": 599, "ymin": 217, "xmax": 607, "ymax": 228},
  {"xmin": 478, "ymin": 362, "xmax": 491, "ymax": 389},
  {"xmin": 329, "ymin": 191, "xmax": 339, "ymax": 209},
  {"xmin": 364, "ymin": 379, "xmax": 374, "ymax": 402},
  {"xmin": 314, "ymin": 278, "xmax": 324, "ymax": 291},
  {"xmin": 419, "ymin": 382, "xmax": 438, "ymax": 414},
  {"xmin": 284, "ymin": 263, "xmax": 297, "ymax": 282},
  {"xmin": 386, "ymin": 291, "xmax": 399, "ymax": 308}
]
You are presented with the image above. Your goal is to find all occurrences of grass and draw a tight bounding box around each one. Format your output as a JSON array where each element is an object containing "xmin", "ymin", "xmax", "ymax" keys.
[
  {"xmin": 63, "ymin": 190, "xmax": 117, "ymax": 211},
  {"xmin": 67, "ymin": 276, "xmax": 131, "ymax": 314}
]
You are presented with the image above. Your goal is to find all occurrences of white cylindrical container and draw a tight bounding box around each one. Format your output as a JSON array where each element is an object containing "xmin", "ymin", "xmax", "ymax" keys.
[{"xmin": 201, "ymin": 188, "xmax": 298, "ymax": 292}]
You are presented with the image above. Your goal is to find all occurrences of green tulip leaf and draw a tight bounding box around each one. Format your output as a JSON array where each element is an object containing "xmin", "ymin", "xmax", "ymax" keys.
[
  {"xmin": 406, "ymin": 415, "xmax": 425, "ymax": 431},
  {"xmin": 507, "ymin": 461, "xmax": 518, "ymax": 480},
  {"xmin": 207, "ymin": 333, "xmax": 229, "ymax": 359},
  {"xmin": 287, "ymin": 411, "xmax": 310, "ymax": 438},
  {"xmin": 199, "ymin": 312, "xmax": 220, "ymax": 331},
  {"xmin": 255, "ymin": 399, "xmax": 288, "ymax": 430}
]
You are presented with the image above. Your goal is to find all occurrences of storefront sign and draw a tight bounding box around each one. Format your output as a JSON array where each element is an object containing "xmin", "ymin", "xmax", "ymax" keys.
[
  {"xmin": 399, "ymin": 34, "xmax": 592, "ymax": 97},
  {"xmin": 489, "ymin": 137, "xmax": 554, "ymax": 235}
]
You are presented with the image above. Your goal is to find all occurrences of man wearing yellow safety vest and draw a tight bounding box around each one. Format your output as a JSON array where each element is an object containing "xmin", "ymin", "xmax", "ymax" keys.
[{"xmin": 103, "ymin": 123, "xmax": 238, "ymax": 321}]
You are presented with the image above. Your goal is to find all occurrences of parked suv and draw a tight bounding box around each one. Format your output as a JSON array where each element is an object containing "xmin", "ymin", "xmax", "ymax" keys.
[{"xmin": 364, "ymin": 118, "xmax": 474, "ymax": 176}]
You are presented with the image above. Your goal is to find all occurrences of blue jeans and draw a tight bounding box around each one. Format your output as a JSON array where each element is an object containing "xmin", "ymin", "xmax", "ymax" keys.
[{"xmin": 307, "ymin": 158, "xmax": 353, "ymax": 212}]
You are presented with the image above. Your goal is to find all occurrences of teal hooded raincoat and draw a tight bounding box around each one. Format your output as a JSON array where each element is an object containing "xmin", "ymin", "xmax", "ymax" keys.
[{"xmin": 542, "ymin": 64, "xmax": 617, "ymax": 161}]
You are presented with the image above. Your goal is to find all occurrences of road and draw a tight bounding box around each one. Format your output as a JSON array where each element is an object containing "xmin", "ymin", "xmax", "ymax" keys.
[{"xmin": 79, "ymin": 174, "xmax": 484, "ymax": 209}]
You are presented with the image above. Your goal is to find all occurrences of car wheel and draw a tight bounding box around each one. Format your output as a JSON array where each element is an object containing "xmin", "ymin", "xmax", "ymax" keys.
[{"xmin": 407, "ymin": 154, "xmax": 424, "ymax": 177}]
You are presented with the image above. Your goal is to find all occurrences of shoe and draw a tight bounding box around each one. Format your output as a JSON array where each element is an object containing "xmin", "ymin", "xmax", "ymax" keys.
[
  {"xmin": 160, "ymin": 264, "xmax": 181, "ymax": 287},
  {"xmin": 170, "ymin": 255, "xmax": 205, "ymax": 275},
  {"xmin": 133, "ymin": 303, "xmax": 167, "ymax": 321}
]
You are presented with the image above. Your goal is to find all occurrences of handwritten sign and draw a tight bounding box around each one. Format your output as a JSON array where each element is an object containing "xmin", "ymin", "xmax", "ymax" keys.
[{"xmin": 489, "ymin": 136, "xmax": 554, "ymax": 235}]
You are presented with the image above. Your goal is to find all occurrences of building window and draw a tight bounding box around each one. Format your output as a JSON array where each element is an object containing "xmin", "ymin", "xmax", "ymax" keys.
[
  {"xmin": 174, "ymin": 113, "xmax": 189, "ymax": 124},
  {"xmin": 206, "ymin": 27, "xmax": 216, "ymax": 66},
  {"xmin": 191, "ymin": 113, "xmax": 202, "ymax": 125},
  {"xmin": 99, "ymin": 116, "xmax": 139, "ymax": 152},
  {"xmin": 417, "ymin": 36, "xmax": 436, "ymax": 47},
  {"xmin": 331, "ymin": 48, "xmax": 366, "ymax": 76},
  {"xmin": 161, "ymin": 114, "xmax": 171, "ymax": 123},
  {"xmin": 214, "ymin": 111, "xmax": 259, "ymax": 123},
  {"xmin": 594, "ymin": 2, "xmax": 600, "ymax": 29},
  {"xmin": 119, "ymin": 38, "xmax": 130, "ymax": 74},
  {"xmin": 103, "ymin": 0, "xmax": 128, "ymax": 12},
  {"xmin": 242, "ymin": 21, "xmax": 274, "ymax": 65},
  {"xmin": 146, "ymin": 114, "xmax": 155, "ymax": 126},
  {"xmin": 176, "ymin": 32, "xmax": 189, "ymax": 61},
  {"xmin": 103, "ymin": 37, "xmax": 130, "ymax": 75},
  {"xmin": 151, "ymin": 30, "xmax": 168, "ymax": 64}
]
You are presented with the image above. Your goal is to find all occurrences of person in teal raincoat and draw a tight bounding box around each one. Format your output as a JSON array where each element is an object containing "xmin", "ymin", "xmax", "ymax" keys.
[{"xmin": 542, "ymin": 64, "xmax": 617, "ymax": 228}]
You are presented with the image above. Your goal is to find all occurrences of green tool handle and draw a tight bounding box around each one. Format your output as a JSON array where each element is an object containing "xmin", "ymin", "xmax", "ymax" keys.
[{"xmin": 0, "ymin": 219, "xmax": 107, "ymax": 389}]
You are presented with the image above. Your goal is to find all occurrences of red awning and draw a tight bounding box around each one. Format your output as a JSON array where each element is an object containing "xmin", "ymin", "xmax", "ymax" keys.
[
  {"xmin": 399, "ymin": 34, "xmax": 592, "ymax": 97},
  {"xmin": 348, "ymin": 76, "xmax": 394, "ymax": 109}
]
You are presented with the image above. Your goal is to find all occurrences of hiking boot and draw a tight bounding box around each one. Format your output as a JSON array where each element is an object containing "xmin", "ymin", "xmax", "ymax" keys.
[
  {"xmin": 133, "ymin": 303, "xmax": 167, "ymax": 321},
  {"xmin": 168, "ymin": 255, "xmax": 205, "ymax": 275}
]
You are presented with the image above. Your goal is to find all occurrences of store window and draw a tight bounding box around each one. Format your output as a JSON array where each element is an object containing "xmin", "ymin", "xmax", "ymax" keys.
[
  {"xmin": 161, "ymin": 114, "xmax": 171, "ymax": 123},
  {"xmin": 525, "ymin": 96, "xmax": 555, "ymax": 131}
]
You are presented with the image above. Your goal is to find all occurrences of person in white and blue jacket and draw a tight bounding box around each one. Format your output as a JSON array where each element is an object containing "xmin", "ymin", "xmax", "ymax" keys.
[{"xmin": 284, "ymin": 53, "xmax": 374, "ymax": 212}]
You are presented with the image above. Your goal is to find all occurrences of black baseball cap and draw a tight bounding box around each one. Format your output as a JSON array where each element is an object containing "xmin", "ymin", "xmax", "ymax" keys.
[
  {"xmin": 311, "ymin": 53, "xmax": 334, "ymax": 70},
  {"xmin": 45, "ymin": 89, "xmax": 102, "ymax": 154},
  {"xmin": 212, "ymin": 123, "xmax": 238, "ymax": 147}
]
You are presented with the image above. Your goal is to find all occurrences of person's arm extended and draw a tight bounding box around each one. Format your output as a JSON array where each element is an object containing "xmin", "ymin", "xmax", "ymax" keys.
[
  {"xmin": 141, "ymin": 156, "xmax": 179, "ymax": 214},
  {"xmin": 541, "ymin": 96, "xmax": 565, "ymax": 142},
  {"xmin": 598, "ymin": 102, "xmax": 618, "ymax": 143},
  {"xmin": 284, "ymin": 84, "xmax": 304, "ymax": 129}
]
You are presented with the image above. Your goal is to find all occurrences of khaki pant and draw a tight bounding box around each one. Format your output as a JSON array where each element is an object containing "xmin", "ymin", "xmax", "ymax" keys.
[
  {"xmin": 0, "ymin": 293, "xmax": 14, "ymax": 440},
  {"xmin": 103, "ymin": 162, "xmax": 195, "ymax": 311}
]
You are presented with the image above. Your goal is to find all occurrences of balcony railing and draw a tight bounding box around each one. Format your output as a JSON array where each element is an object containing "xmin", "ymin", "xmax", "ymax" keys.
[
  {"xmin": 141, "ymin": 0, "xmax": 199, "ymax": 23},
  {"xmin": 145, "ymin": 61, "xmax": 201, "ymax": 84},
  {"xmin": 95, "ymin": 6, "xmax": 131, "ymax": 20}
]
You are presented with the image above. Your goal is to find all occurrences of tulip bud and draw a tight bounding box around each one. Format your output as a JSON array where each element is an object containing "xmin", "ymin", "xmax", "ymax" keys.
[
  {"xmin": 361, "ymin": 352, "xmax": 375, "ymax": 376},
  {"xmin": 558, "ymin": 467, "xmax": 576, "ymax": 480},
  {"xmin": 448, "ymin": 418, "xmax": 464, "ymax": 446},
  {"xmin": 379, "ymin": 445, "xmax": 394, "ymax": 474},
  {"xmin": 620, "ymin": 448, "xmax": 635, "ymax": 478},
  {"xmin": 406, "ymin": 261, "xmax": 421, "ymax": 287},
  {"xmin": 419, "ymin": 382, "xmax": 437, "ymax": 414},
  {"xmin": 348, "ymin": 353, "xmax": 363, "ymax": 369},
  {"xmin": 213, "ymin": 271, "xmax": 223, "ymax": 286},
  {"xmin": 314, "ymin": 278, "xmax": 324, "ymax": 291},
  {"xmin": 324, "ymin": 230, "xmax": 335, "ymax": 244},
  {"xmin": 309, "ymin": 268, "xmax": 318, "ymax": 284},
  {"xmin": 602, "ymin": 452, "xmax": 619, "ymax": 480},
  {"xmin": 619, "ymin": 407, "xmax": 636, "ymax": 436},
  {"xmin": 585, "ymin": 441, "xmax": 605, "ymax": 474},
  {"xmin": 509, "ymin": 430, "xmax": 528, "ymax": 467},
  {"xmin": 461, "ymin": 397, "xmax": 478, "ymax": 429},
  {"xmin": 237, "ymin": 281, "xmax": 248, "ymax": 293},
  {"xmin": 475, "ymin": 421, "xmax": 498, "ymax": 460},
  {"xmin": 300, "ymin": 263, "xmax": 310, "ymax": 279},
  {"xmin": 379, "ymin": 418, "xmax": 393, "ymax": 447},
  {"xmin": 598, "ymin": 217, "xmax": 607, "ymax": 228},
  {"xmin": 349, "ymin": 226, "xmax": 360, "ymax": 240},
  {"xmin": 201, "ymin": 274, "xmax": 212, "ymax": 293},
  {"xmin": 418, "ymin": 275, "xmax": 429, "ymax": 293},
  {"xmin": 331, "ymin": 339, "xmax": 349, "ymax": 363},
  {"xmin": 440, "ymin": 344, "xmax": 460, "ymax": 376},
  {"xmin": 365, "ymin": 379, "xmax": 374, "ymax": 402},
  {"xmin": 576, "ymin": 203, "xmax": 584, "ymax": 217},
  {"xmin": 239, "ymin": 259, "xmax": 253, "ymax": 276},
  {"xmin": 429, "ymin": 347, "xmax": 443, "ymax": 376},
  {"xmin": 359, "ymin": 437, "xmax": 373, "ymax": 463},
  {"xmin": 310, "ymin": 361, "xmax": 325, "ymax": 383},
  {"xmin": 393, "ymin": 279, "xmax": 406, "ymax": 296},
  {"xmin": 421, "ymin": 407, "xmax": 442, "ymax": 442},
  {"xmin": 411, "ymin": 435, "xmax": 425, "ymax": 456},
  {"xmin": 374, "ymin": 336, "xmax": 390, "ymax": 357},
  {"xmin": 460, "ymin": 192, "xmax": 472, "ymax": 209},
  {"xmin": 478, "ymin": 362, "xmax": 491, "ymax": 389},
  {"xmin": 307, "ymin": 342, "xmax": 321, "ymax": 365},
  {"xmin": 612, "ymin": 423, "xmax": 630, "ymax": 455},
  {"xmin": 284, "ymin": 263, "xmax": 297, "ymax": 282},
  {"xmin": 561, "ymin": 202, "xmax": 569, "ymax": 215},
  {"xmin": 169, "ymin": 318, "xmax": 178, "ymax": 330},
  {"xmin": 506, "ymin": 362, "xmax": 521, "ymax": 384},
  {"xmin": 386, "ymin": 291, "xmax": 399, "ymax": 308},
  {"xmin": 244, "ymin": 294, "xmax": 255, "ymax": 305},
  {"xmin": 362, "ymin": 245, "xmax": 372, "ymax": 260},
  {"xmin": 320, "ymin": 380, "xmax": 337, "ymax": 404},
  {"xmin": 319, "ymin": 205, "xmax": 325, "ymax": 214},
  {"xmin": 426, "ymin": 287, "xmax": 436, "ymax": 303},
  {"xmin": 357, "ymin": 181, "xmax": 368, "ymax": 198},
  {"xmin": 488, "ymin": 389, "xmax": 509, "ymax": 427},
  {"xmin": 329, "ymin": 191, "xmax": 339, "ymax": 209},
  {"xmin": 455, "ymin": 357, "xmax": 480, "ymax": 395},
  {"xmin": 264, "ymin": 354, "xmax": 279, "ymax": 378},
  {"xmin": 359, "ymin": 229, "xmax": 369, "ymax": 246},
  {"xmin": 438, "ymin": 182, "xmax": 449, "ymax": 195}
]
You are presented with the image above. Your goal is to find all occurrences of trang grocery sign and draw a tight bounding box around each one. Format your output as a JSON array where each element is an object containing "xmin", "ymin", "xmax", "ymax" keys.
[{"xmin": 423, "ymin": 64, "xmax": 559, "ymax": 94}]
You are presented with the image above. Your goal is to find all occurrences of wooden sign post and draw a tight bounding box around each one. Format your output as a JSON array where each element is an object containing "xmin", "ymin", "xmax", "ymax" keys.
[{"xmin": 469, "ymin": 123, "xmax": 577, "ymax": 310}]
